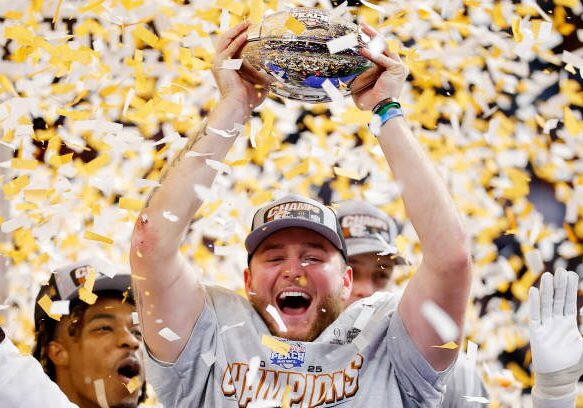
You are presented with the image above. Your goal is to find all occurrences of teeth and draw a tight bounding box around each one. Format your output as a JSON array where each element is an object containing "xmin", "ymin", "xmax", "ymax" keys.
[{"xmin": 278, "ymin": 291, "xmax": 311, "ymax": 300}]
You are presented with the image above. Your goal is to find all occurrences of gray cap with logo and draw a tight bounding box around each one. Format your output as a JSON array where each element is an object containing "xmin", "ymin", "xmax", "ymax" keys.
[
  {"xmin": 245, "ymin": 194, "xmax": 348, "ymax": 261},
  {"xmin": 34, "ymin": 259, "xmax": 132, "ymax": 331},
  {"xmin": 336, "ymin": 200, "xmax": 407, "ymax": 264}
]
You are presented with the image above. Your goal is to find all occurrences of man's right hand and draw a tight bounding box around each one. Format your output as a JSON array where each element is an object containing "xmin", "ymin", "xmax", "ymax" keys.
[
  {"xmin": 529, "ymin": 269, "xmax": 583, "ymax": 403},
  {"xmin": 211, "ymin": 21, "xmax": 271, "ymax": 114}
]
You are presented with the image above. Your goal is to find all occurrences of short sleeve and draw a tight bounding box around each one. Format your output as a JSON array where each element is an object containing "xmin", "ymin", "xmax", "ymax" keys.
[
  {"xmin": 145, "ymin": 302, "xmax": 218, "ymax": 407},
  {"xmin": 387, "ymin": 310, "xmax": 454, "ymax": 406}
]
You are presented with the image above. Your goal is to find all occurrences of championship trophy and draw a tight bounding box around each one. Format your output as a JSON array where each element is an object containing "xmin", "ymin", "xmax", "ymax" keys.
[{"xmin": 240, "ymin": 8, "xmax": 374, "ymax": 103}]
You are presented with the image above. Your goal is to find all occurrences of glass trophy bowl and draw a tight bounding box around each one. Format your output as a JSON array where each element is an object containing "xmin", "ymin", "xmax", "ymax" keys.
[{"xmin": 241, "ymin": 7, "xmax": 374, "ymax": 103}]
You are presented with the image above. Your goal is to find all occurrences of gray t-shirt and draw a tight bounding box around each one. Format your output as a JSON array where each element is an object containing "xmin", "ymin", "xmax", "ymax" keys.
[
  {"xmin": 146, "ymin": 286, "xmax": 453, "ymax": 407},
  {"xmin": 442, "ymin": 353, "xmax": 488, "ymax": 407}
]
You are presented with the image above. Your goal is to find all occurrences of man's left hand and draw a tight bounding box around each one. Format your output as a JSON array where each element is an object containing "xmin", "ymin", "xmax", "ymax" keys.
[{"xmin": 351, "ymin": 23, "xmax": 409, "ymax": 111}]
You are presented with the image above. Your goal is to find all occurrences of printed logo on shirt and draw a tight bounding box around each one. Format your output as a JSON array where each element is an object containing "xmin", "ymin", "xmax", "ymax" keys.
[
  {"xmin": 270, "ymin": 342, "xmax": 306, "ymax": 369},
  {"xmin": 264, "ymin": 202, "xmax": 325, "ymax": 224},
  {"xmin": 221, "ymin": 353, "xmax": 364, "ymax": 407}
]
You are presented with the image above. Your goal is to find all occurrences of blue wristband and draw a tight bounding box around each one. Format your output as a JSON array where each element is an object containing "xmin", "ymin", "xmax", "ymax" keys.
[{"xmin": 377, "ymin": 107, "xmax": 403, "ymax": 127}]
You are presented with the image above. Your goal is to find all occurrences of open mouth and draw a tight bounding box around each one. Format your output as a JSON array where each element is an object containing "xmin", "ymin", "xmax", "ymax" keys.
[
  {"xmin": 116, "ymin": 358, "xmax": 141, "ymax": 385},
  {"xmin": 276, "ymin": 290, "xmax": 313, "ymax": 316}
]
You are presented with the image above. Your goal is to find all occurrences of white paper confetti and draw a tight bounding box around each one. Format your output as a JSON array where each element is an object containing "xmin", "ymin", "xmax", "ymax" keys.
[
  {"xmin": 245, "ymin": 356, "xmax": 261, "ymax": 385},
  {"xmin": 562, "ymin": 51, "xmax": 583, "ymax": 71},
  {"xmin": 421, "ymin": 300, "xmax": 459, "ymax": 342},
  {"xmin": 131, "ymin": 312, "xmax": 139, "ymax": 325},
  {"xmin": 94, "ymin": 379, "xmax": 110, "ymax": 408},
  {"xmin": 135, "ymin": 178, "xmax": 161, "ymax": 189},
  {"xmin": 326, "ymin": 33, "xmax": 358, "ymax": 54},
  {"xmin": 162, "ymin": 211, "xmax": 179, "ymax": 222},
  {"xmin": 122, "ymin": 88, "xmax": 135, "ymax": 116},
  {"xmin": 1, "ymin": 216, "xmax": 29, "ymax": 233},
  {"xmin": 158, "ymin": 327, "xmax": 181, "ymax": 342},
  {"xmin": 368, "ymin": 35, "xmax": 386, "ymax": 57},
  {"xmin": 219, "ymin": 321, "xmax": 245, "ymax": 334},
  {"xmin": 360, "ymin": 0, "xmax": 386, "ymax": 14},
  {"xmin": 49, "ymin": 300, "xmax": 70, "ymax": 315},
  {"xmin": 462, "ymin": 396, "xmax": 490, "ymax": 404},
  {"xmin": 524, "ymin": 249, "xmax": 544, "ymax": 274},
  {"xmin": 266, "ymin": 304, "xmax": 287, "ymax": 333},
  {"xmin": 221, "ymin": 59, "xmax": 243, "ymax": 70},
  {"xmin": 205, "ymin": 159, "xmax": 231, "ymax": 174},
  {"xmin": 207, "ymin": 126, "xmax": 239, "ymax": 138},
  {"xmin": 321, "ymin": 79, "xmax": 345, "ymax": 106}
]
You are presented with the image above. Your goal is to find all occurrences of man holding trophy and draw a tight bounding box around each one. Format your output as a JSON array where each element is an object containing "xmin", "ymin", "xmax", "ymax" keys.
[{"xmin": 131, "ymin": 12, "xmax": 472, "ymax": 407}]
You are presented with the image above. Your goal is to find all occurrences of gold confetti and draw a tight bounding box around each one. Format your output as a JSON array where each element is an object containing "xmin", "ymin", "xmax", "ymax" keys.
[
  {"xmin": 119, "ymin": 197, "xmax": 144, "ymax": 211},
  {"xmin": 431, "ymin": 341, "xmax": 459, "ymax": 349},
  {"xmin": 285, "ymin": 16, "xmax": 306, "ymax": 35},
  {"xmin": 84, "ymin": 231, "xmax": 114, "ymax": 245},
  {"xmin": 37, "ymin": 294, "xmax": 62, "ymax": 321},
  {"xmin": 261, "ymin": 334, "xmax": 290, "ymax": 355}
]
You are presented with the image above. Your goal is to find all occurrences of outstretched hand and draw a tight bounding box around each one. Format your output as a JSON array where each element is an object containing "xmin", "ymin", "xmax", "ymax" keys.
[
  {"xmin": 351, "ymin": 23, "xmax": 409, "ymax": 111},
  {"xmin": 529, "ymin": 268, "xmax": 583, "ymax": 404},
  {"xmin": 212, "ymin": 21, "xmax": 272, "ymax": 113},
  {"xmin": 529, "ymin": 269, "xmax": 583, "ymax": 374}
]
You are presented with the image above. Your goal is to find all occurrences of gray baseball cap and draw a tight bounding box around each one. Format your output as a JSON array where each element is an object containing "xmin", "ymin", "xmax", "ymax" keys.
[
  {"xmin": 34, "ymin": 259, "xmax": 132, "ymax": 331},
  {"xmin": 245, "ymin": 194, "xmax": 348, "ymax": 260},
  {"xmin": 336, "ymin": 200, "xmax": 407, "ymax": 264}
]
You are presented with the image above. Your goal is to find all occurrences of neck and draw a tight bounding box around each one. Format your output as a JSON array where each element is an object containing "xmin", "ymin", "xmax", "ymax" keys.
[{"xmin": 55, "ymin": 370, "xmax": 101, "ymax": 408}]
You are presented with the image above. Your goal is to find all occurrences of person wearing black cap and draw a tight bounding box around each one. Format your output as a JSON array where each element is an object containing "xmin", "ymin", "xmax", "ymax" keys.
[
  {"xmin": 131, "ymin": 22, "xmax": 471, "ymax": 407},
  {"xmin": 0, "ymin": 261, "xmax": 146, "ymax": 408}
]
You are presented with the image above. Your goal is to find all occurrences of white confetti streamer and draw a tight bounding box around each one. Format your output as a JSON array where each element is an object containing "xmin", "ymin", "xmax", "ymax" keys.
[
  {"xmin": 524, "ymin": 249, "xmax": 544, "ymax": 274},
  {"xmin": 49, "ymin": 300, "xmax": 70, "ymax": 315},
  {"xmin": 205, "ymin": 159, "xmax": 231, "ymax": 174},
  {"xmin": 245, "ymin": 356, "xmax": 261, "ymax": 385},
  {"xmin": 326, "ymin": 33, "xmax": 358, "ymax": 54},
  {"xmin": 158, "ymin": 327, "xmax": 181, "ymax": 342},
  {"xmin": 266, "ymin": 304, "xmax": 287, "ymax": 333},
  {"xmin": 321, "ymin": 79, "xmax": 345, "ymax": 106},
  {"xmin": 221, "ymin": 59, "xmax": 243, "ymax": 70},
  {"xmin": 94, "ymin": 379, "xmax": 110, "ymax": 408},
  {"xmin": 219, "ymin": 321, "xmax": 245, "ymax": 334},
  {"xmin": 562, "ymin": 51, "xmax": 583, "ymax": 70},
  {"xmin": 360, "ymin": 0, "xmax": 386, "ymax": 14},
  {"xmin": 421, "ymin": 301, "xmax": 459, "ymax": 342},
  {"xmin": 135, "ymin": 178, "xmax": 161, "ymax": 188},
  {"xmin": 162, "ymin": 211, "xmax": 179, "ymax": 222},
  {"xmin": 131, "ymin": 312, "xmax": 139, "ymax": 325}
]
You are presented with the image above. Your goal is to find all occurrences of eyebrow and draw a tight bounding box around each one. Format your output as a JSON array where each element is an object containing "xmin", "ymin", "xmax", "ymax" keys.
[
  {"xmin": 259, "ymin": 242, "xmax": 327, "ymax": 253},
  {"xmin": 87, "ymin": 313, "xmax": 116, "ymax": 323}
]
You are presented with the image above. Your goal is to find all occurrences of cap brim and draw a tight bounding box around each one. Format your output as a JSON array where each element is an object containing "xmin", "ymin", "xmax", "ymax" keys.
[
  {"xmin": 34, "ymin": 273, "xmax": 132, "ymax": 332},
  {"xmin": 346, "ymin": 241, "xmax": 408, "ymax": 265},
  {"xmin": 245, "ymin": 218, "xmax": 344, "ymax": 256}
]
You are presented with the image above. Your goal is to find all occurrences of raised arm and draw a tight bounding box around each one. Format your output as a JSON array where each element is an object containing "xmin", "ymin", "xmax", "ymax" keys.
[
  {"xmin": 352, "ymin": 24, "xmax": 471, "ymax": 370},
  {"xmin": 529, "ymin": 269, "xmax": 582, "ymax": 408},
  {"xmin": 130, "ymin": 21, "xmax": 269, "ymax": 363}
]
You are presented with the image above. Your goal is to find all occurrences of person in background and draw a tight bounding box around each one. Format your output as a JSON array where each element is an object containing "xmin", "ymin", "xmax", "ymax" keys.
[
  {"xmin": 0, "ymin": 261, "xmax": 146, "ymax": 408},
  {"xmin": 337, "ymin": 199, "xmax": 488, "ymax": 407}
]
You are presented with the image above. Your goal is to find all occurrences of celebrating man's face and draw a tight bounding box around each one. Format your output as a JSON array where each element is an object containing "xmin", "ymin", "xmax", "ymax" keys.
[
  {"xmin": 244, "ymin": 227, "xmax": 352, "ymax": 342},
  {"xmin": 48, "ymin": 296, "xmax": 145, "ymax": 408}
]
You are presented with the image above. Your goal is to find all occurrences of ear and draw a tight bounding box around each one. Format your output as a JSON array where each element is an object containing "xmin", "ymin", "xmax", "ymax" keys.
[
  {"xmin": 47, "ymin": 340, "xmax": 70, "ymax": 368},
  {"xmin": 244, "ymin": 267, "xmax": 253, "ymax": 296},
  {"xmin": 340, "ymin": 265, "xmax": 353, "ymax": 301}
]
